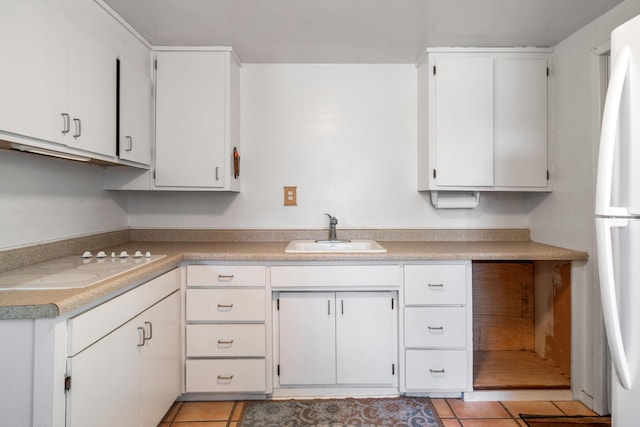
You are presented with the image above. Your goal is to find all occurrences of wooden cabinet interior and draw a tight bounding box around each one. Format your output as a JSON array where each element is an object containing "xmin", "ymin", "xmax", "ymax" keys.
[{"xmin": 472, "ymin": 261, "xmax": 571, "ymax": 390}]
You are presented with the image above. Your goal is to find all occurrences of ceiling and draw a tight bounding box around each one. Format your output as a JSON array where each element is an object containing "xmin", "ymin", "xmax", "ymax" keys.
[{"xmin": 102, "ymin": 0, "xmax": 624, "ymax": 63}]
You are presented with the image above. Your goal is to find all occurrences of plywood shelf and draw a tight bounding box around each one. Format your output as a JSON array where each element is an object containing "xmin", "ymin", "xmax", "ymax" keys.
[{"xmin": 473, "ymin": 350, "xmax": 570, "ymax": 390}]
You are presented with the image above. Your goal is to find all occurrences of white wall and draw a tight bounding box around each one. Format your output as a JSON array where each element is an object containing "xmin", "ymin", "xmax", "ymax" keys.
[
  {"xmin": 530, "ymin": 0, "xmax": 640, "ymax": 412},
  {"xmin": 127, "ymin": 63, "xmax": 531, "ymax": 230},
  {"xmin": 0, "ymin": 150, "xmax": 128, "ymax": 250}
]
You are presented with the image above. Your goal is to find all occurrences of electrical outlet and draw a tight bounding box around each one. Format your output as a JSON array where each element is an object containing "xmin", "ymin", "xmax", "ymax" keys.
[{"xmin": 284, "ymin": 186, "xmax": 297, "ymax": 206}]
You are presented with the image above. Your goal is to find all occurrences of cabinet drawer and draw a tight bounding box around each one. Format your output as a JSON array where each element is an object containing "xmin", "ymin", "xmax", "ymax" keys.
[
  {"xmin": 186, "ymin": 289, "xmax": 265, "ymax": 321},
  {"xmin": 405, "ymin": 350, "xmax": 468, "ymax": 391},
  {"xmin": 186, "ymin": 359, "xmax": 266, "ymax": 393},
  {"xmin": 187, "ymin": 265, "xmax": 266, "ymax": 287},
  {"xmin": 405, "ymin": 307, "xmax": 466, "ymax": 348},
  {"xmin": 186, "ymin": 324, "xmax": 265, "ymax": 357},
  {"xmin": 404, "ymin": 264, "xmax": 467, "ymax": 305}
]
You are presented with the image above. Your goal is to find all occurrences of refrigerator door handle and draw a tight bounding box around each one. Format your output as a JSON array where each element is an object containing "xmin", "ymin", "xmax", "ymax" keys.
[
  {"xmin": 595, "ymin": 45, "xmax": 631, "ymax": 217},
  {"xmin": 596, "ymin": 217, "xmax": 632, "ymax": 389}
]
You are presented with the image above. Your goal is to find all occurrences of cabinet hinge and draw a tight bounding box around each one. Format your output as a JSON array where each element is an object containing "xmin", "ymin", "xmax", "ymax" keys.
[
  {"xmin": 392, "ymin": 364, "xmax": 395, "ymax": 375},
  {"xmin": 64, "ymin": 375, "xmax": 71, "ymax": 392},
  {"xmin": 433, "ymin": 169, "xmax": 437, "ymax": 179},
  {"xmin": 277, "ymin": 365, "xmax": 280, "ymax": 376},
  {"xmin": 432, "ymin": 65, "xmax": 436, "ymax": 76}
]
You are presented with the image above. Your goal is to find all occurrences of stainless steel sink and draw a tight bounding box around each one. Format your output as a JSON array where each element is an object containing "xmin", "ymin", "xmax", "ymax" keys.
[{"xmin": 285, "ymin": 240, "xmax": 387, "ymax": 253}]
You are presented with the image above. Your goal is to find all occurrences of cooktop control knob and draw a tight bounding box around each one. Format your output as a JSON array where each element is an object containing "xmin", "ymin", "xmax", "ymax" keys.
[
  {"xmin": 119, "ymin": 251, "xmax": 129, "ymax": 258},
  {"xmin": 133, "ymin": 251, "xmax": 143, "ymax": 258},
  {"xmin": 96, "ymin": 251, "xmax": 107, "ymax": 258},
  {"xmin": 111, "ymin": 252, "xmax": 116, "ymax": 258},
  {"xmin": 145, "ymin": 251, "xmax": 151, "ymax": 258},
  {"xmin": 82, "ymin": 251, "xmax": 92, "ymax": 258}
]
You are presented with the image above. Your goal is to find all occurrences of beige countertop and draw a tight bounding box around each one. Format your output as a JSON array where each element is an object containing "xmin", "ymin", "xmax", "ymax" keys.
[{"xmin": 0, "ymin": 238, "xmax": 588, "ymax": 320}]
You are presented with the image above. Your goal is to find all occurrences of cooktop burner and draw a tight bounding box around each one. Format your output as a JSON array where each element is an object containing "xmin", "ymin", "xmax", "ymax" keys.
[{"xmin": 0, "ymin": 253, "xmax": 166, "ymax": 290}]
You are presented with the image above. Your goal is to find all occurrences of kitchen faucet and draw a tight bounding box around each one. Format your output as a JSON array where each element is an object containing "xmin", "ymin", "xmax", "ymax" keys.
[{"xmin": 325, "ymin": 213, "xmax": 339, "ymax": 241}]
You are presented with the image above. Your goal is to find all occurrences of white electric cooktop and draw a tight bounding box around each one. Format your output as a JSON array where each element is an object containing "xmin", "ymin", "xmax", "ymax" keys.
[{"xmin": 0, "ymin": 251, "xmax": 165, "ymax": 290}]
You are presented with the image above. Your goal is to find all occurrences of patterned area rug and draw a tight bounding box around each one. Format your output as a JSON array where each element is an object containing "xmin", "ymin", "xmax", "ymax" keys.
[
  {"xmin": 520, "ymin": 414, "xmax": 612, "ymax": 426},
  {"xmin": 238, "ymin": 397, "xmax": 443, "ymax": 426}
]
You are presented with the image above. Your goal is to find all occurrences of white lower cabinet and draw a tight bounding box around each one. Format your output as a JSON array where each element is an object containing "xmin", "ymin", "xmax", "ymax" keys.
[
  {"xmin": 65, "ymin": 268, "xmax": 181, "ymax": 427},
  {"xmin": 403, "ymin": 263, "xmax": 473, "ymax": 394},
  {"xmin": 276, "ymin": 291, "xmax": 397, "ymax": 387},
  {"xmin": 184, "ymin": 265, "xmax": 268, "ymax": 394}
]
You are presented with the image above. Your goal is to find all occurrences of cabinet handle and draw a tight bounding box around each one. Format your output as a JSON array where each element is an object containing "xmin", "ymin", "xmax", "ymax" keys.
[
  {"xmin": 429, "ymin": 369, "xmax": 446, "ymax": 374},
  {"xmin": 215, "ymin": 166, "xmax": 220, "ymax": 181},
  {"xmin": 217, "ymin": 339, "xmax": 234, "ymax": 345},
  {"xmin": 328, "ymin": 300, "xmax": 331, "ymax": 315},
  {"xmin": 125, "ymin": 136, "xmax": 133, "ymax": 151},
  {"xmin": 428, "ymin": 326, "xmax": 444, "ymax": 332},
  {"xmin": 144, "ymin": 321, "xmax": 153, "ymax": 340},
  {"xmin": 428, "ymin": 283, "xmax": 444, "ymax": 289},
  {"xmin": 73, "ymin": 118, "xmax": 81, "ymax": 138},
  {"xmin": 217, "ymin": 375, "xmax": 234, "ymax": 380},
  {"xmin": 341, "ymin": 299, "xmax": 344, "ymax": 315},
  {"xmin": 137, "ymin": 327, "xmax": 146, "ymax": 347},
  {"xmin": 217, "ymin": 303, "xmax": 234, "ymax": 309},
  {"xmin": 217, "ymin": 274, "xmax": 234, "ymax": 282},
  {"xmin": 61, "ymin": 113, "xmax": 70, "ymax": 134}
]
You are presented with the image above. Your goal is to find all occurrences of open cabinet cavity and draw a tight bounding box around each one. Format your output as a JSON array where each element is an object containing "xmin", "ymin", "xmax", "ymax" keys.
[{"xmin": 472, "ymin": 261, "xmax": 571, "ymax": 390}]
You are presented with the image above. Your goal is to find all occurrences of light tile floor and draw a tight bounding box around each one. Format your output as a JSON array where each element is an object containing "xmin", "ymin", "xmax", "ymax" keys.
[{"xmin": 158, "ymin": 399, "xmax": 598, "ymax": 426}]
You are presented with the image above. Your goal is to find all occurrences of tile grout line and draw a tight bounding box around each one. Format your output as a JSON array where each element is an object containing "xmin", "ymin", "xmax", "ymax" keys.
[{"xmin": 227, "ymin": 401, "xmax": 238, "ymax": 427}]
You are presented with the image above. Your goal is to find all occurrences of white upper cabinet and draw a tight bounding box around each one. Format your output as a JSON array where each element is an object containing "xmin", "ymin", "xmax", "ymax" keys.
[
  {"xmin": 118, "ymin": 57, "xmax": 152, "ymax": 165},
  {"xmin": 0, "ymin": 0, "xmax": 69, "ymax": 145},
  {"xmin": 154, "ymin": 49, "xmax": 241, "ymax": 191},
  {"xmin": 64, "ymin": 22, "xmax": 116, "ymax": 157},
  {"xmin": 432, "ymin": 56, "xmax": 494, "ymax": 187},
  {"xmin": 0, "ymin": 0, "xmax": 120, "ymax": 160},
  {"xmin": 494, "ymin": 58, "xmax": 549, "ymax": 188},
  {"xmin": 418, "ymin": 48, "xmax": 551, "ymax": 192}
]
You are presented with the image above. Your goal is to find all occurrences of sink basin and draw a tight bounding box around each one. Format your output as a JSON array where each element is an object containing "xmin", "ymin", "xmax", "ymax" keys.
[{"xmin": 285, "ymin": 240, "xmax": 387, "ymax": 253}]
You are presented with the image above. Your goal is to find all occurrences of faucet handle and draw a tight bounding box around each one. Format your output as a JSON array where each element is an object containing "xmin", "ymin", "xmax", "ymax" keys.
[{"xmin": 325, "ymin": 213, "xmax": 338, "ymax": 224}]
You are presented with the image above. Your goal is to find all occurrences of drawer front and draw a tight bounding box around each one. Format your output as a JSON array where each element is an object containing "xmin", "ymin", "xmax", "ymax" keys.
[
  {"xmin": 186, "ymin": 359, "xmax": 266, "ymax": 393},
  {"xmin": 187, "ymin": 324, "xmax": 266, "ymax": 357},
  {"xmin": 271, "ymin": 265, "xmax": 400, "ymax": 288},
  {"xmin": 187, "ymin": 265, "xmax": 266, "ymax": 287},
  {"xmin": 186, "ymin": 289, "xmax": 265, "ymax": 321},
  {"xmin": 404, "ymin": 264, "xmax": 467, "ymax": 305},
  {"xmin": 405, "ymin": 307, "xmax": 466, "ymax": 348},
  {"xmin": 405, "ymin": 350, "xmax": 468, "ymax": 391}
]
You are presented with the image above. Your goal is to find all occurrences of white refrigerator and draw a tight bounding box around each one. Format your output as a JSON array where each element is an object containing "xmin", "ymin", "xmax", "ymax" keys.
[{"xmin": 596, "ymin": 13, "xmax": 640, "ymax": 427}]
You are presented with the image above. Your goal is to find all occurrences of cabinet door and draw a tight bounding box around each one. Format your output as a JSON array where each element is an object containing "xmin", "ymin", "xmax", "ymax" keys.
[
  {"xmin": 66, "ymin": 315, "xmax": 141, "ymax": 427},
  {"xmin": 278, "ymin": 292, "xmax": 336, "ymax": 385},
  {"xmin": 65, "ymin": 22, "xmax": 116, "ymax": 157},
  {"xmin": 119, "ymin": 57, "xmax": 152, "ymax": 165},
  {"xmin": 494, "ymin": 58, "xmax": 548, "ymax": 187},
  {"xmin": 433, "ymin": 56, "xmax": 494, "ymax": 187},
  {"xmin": 139, "ymin": 292, "xmax": 181, "ymax": 427},
  {"xmin": 155, "ymin": 51, "xmax": 227, "ymax": 188},
  {"xmin": 336, "ymin": 292, "xmax": 395, "ymax": 385},
  {"xmin": 0, "ymin": 0, "xmax": 68, "ymax": 144}
]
